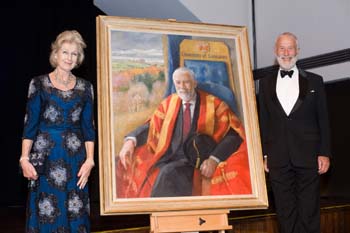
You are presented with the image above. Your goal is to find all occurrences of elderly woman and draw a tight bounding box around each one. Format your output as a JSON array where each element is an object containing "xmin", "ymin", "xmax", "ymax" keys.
[{"xmin": 19, "ymin": 30, "xmax": 95, "ymax": 232}]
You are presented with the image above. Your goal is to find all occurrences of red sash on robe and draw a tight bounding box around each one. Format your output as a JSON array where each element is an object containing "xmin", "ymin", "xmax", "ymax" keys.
[{"xmin": 116, "ymin": 90, "xmax": 252, "ymax": 197}]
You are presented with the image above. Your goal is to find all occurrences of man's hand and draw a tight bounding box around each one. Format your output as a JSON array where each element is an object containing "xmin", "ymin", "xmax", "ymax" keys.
[
  {"xmin": 119, "ymin": 139, "xmax": 135, "ymax": 169},
  {"xmin": 263, "ymin": 155, "xmax": 269, "ymax": 173},
  {"xmin": 318, "ymin": 155, "xmax": 330, "ymax": 174},
  {"xmin": 200, "ymin": 157, "xmax": 218, "ymax": 178}
]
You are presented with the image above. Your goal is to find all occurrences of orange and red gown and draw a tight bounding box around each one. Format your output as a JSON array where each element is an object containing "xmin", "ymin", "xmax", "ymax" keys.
[{"xmin": 117, "ymin": 90, "xmax": 252, "ymax": 197}]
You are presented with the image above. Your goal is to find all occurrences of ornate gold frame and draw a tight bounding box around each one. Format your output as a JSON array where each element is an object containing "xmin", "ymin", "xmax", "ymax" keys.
[{"xmin": 96, "ymin": 15, "xmax": 267, "ymax": 215}]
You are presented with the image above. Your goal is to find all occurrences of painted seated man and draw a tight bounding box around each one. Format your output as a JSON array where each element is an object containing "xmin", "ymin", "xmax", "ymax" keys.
[{"xmin": 117, "ymin": 67, "xmax": 251, "ymax": 198}]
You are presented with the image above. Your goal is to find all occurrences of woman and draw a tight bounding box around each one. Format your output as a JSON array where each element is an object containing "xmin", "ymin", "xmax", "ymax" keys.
[{"xmin": 19, "ymin": 30, "xmax": 95, "ymax": 232}]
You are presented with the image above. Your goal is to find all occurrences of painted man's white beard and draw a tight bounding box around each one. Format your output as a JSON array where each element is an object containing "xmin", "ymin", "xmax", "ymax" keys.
[{"xmin": 177, "ymin": 90, "xmax": 195, "ymax": 102}]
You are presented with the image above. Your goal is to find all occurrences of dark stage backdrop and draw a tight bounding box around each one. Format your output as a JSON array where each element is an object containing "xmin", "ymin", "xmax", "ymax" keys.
[
  {"xmin": 321, "ymin": 78, "xmax": 350, "ymax": 199},
  {"xmin": 0, "ymin": 1, "xmax": 104, "ymax": 206}
]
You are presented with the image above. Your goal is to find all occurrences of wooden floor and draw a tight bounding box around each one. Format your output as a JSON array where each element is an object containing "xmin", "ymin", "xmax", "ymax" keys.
[
  {"xmin": 229, "ymin": 203, "xmax": 350, "ymax": 233},
  {"xmin": 1, "ymin": 198, "xmax": 349, "ymax": 233}
]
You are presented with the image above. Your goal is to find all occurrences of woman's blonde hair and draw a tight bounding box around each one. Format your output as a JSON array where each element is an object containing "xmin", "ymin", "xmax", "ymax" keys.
[{"xmin": 49, "ymin": 30, "xmax": 86, "ymax": 68}]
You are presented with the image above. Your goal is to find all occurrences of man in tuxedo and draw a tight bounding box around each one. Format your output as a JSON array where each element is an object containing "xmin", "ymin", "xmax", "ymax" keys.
[
  {"xmin": 258, "ymin": 32, "xmax": 331, "ymax": 233},
  {"xmin": 117, "ymin": 67, "xmax": 251, "ymax": 198}
]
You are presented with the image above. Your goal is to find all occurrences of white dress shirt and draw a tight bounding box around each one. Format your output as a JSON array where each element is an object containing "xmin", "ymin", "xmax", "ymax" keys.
[{"xmin": 276, "ymin": 66, "xmax": 299, "ymax": 116}]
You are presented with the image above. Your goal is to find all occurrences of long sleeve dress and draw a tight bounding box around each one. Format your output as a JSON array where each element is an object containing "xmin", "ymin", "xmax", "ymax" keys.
[{"xmin": 22, "ymin": 74, "xmax": 95, "ymax": 233}]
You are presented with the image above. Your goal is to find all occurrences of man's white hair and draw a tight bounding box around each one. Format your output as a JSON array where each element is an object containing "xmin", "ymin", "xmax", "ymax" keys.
[
  {"xmin": 275, "ymin": 32, "xmax": 299, "ymax": 49},
  {"xmin": 172, "ymin": 67, "xmax": 195, "ymax": 80}
]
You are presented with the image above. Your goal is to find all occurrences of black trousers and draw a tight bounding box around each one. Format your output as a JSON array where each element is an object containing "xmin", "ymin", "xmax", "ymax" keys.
[
  {"xmin": 269, "ymin": 164, "xmax": 320, "ymax": 233},
  {"xmin": 151, "ymin": 158, "xmax": 194, "ymax": 197}
]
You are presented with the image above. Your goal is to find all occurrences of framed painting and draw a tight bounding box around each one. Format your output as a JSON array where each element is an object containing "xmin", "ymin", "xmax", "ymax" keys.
[{"xmin": 96, "ymin": 15, "xmax": 268, "ymax": 215}]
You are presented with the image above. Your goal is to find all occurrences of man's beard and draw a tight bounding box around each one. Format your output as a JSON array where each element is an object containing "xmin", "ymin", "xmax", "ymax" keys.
[
  {"xmin": 276, "ymin": 55, "xmax": 298, "ymax": 70},
  {"xmin": 177, "ymin": 89, "xmax": 195, "ymax": 102}
]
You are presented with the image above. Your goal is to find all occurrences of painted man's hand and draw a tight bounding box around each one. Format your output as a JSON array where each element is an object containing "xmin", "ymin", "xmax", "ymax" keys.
[
  {"xmin": 200, "ymin": 157, "xmax": 218, "ymax": 178},
  {"xmin": 119, "ymin": 139, "xmax": 135, "ymax": 169}
]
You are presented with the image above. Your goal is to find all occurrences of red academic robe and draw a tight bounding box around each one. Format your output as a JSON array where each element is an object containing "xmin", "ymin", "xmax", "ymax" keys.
[{"xmin": 116, "ymin": 90, "xmax": 252, "ymax": 197}]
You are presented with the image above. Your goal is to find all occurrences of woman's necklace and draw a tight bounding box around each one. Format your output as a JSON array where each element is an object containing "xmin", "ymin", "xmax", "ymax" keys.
[{"xmin": 54, "ymin": 69, "xmax": 74, "ymax": 87}]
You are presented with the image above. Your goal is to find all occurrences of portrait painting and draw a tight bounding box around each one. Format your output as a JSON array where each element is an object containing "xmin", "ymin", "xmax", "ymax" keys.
[{"xmin": 96, "ymin": 16, "xmax": 268, "ymax": 215}]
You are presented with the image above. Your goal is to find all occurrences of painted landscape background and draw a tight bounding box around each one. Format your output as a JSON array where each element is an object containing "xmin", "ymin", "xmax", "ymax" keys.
[{"xmin": 110, "ymin": 31, "xmax": 166, "ymax": 153}]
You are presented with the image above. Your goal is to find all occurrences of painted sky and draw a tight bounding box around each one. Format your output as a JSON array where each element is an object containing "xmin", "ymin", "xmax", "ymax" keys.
[{"xmin": 111, "ymin": 30, "xmax": 164, "ymax": 64}]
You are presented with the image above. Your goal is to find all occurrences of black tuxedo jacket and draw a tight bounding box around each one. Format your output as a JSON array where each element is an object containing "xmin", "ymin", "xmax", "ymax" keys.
[{"xmin": 258, "ymin": 69, "xmax": 331, "ymax": 168}]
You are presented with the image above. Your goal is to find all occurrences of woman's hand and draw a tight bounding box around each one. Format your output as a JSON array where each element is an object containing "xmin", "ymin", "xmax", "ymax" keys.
[
  {"xmin": 77, "ymin": 158, "xmax": 95, "ymax": 189},
  {"xmin": 20, "ymin": 158, "xmax": 38, "ymax": 180}
]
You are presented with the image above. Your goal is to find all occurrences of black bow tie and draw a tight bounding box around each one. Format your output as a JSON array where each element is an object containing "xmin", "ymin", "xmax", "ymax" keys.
[{"xmin": 280, "ymin": 70, "xmax": 294, "ymax": 78}]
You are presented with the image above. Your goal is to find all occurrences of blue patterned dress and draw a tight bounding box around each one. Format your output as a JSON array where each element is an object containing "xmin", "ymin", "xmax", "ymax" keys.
[{"xmin": 22, "ymin": 74, "xmax": 95, "ymax": 233}]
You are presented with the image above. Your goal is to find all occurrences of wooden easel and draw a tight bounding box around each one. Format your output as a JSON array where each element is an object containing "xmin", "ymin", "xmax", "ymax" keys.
[{"xmin": 150, "ymin": 209, "xmax": 232, "ymax": 233}]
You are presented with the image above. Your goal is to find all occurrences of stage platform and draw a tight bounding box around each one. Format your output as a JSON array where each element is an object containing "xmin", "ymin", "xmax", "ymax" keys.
[{"xmin": 1, "ymin": 197, "xmax": 349, "ymax": 233}]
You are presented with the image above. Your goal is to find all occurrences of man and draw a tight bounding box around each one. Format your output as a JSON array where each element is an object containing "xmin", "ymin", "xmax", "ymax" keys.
[
  {"xmin": 117, "ymin": 67, "xmax": 251, "ymax": 198},
  {"xmin": 258, "ymin": 32, "xmax": 331, "ymax": 233}
]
